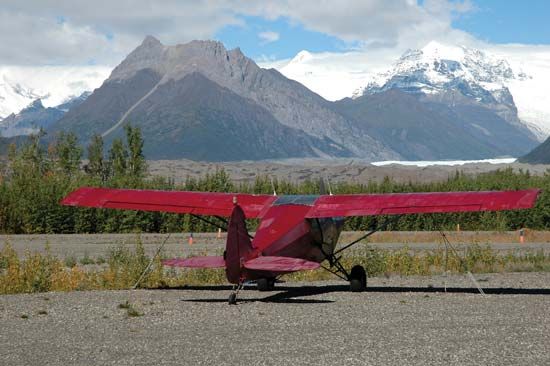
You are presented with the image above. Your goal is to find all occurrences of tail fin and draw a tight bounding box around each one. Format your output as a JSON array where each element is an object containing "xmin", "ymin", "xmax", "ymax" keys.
[{"xmin": 225, "ymin": 203, "xmax": 253, "ymax": 283}]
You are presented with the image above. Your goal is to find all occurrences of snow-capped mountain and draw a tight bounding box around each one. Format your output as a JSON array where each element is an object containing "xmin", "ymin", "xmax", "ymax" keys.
[
  {"xmin": 353, "ymin": 41, "xmax": 547, "ymax": 141},
  {"xmin": 0, "ymin": 92, "xmax": 90, "ymax": 137},
  {"xmin": 0, "ymin": 75, "xmax": 46, "ymax": 118},
  {"xmin": 0, "ymin": 66, "xmax": 110, "ymax": 119}
]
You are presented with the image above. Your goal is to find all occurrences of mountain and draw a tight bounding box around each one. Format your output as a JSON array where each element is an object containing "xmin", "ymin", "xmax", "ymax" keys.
[
  {"xmin": 518, "ymin": 137, "xmax": 550, "ymax": 164},
  {"xmin": 51, "ymin": 36, "xmax": 395, "ymax": 161},
  {"xmin": 49, "ymin": 37, "xmax": 541, "ymax": 162},
  {"xmin": 334, "ymin": 89, "xmax": 528, "ymax": 160},
  {"xmin": 0, "ymin": 93, "xmax": 90, "ymax": 137},
  {"xmin": 340, "ymin": 42, "xmax": 539, "ymax": 158},
  {"xmin": 0, "ymin": 75, "xmax": 45, "ymax": 118},
  {"xmin": 0, "ymin": 66, "xmax": 109, "ymax": 120},
  {"xmin": 96, "ymin": 72, "xmax": 353, "ymax": 160},
  {"xmin": 273, "ymin": 42, "xmax": 550, "ymax": 143}
]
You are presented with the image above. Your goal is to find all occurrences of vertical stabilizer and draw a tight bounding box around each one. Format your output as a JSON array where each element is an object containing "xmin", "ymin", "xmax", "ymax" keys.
[{"xmin": 225, "ymin": 203, "xmax": 252, "ymax": 283}]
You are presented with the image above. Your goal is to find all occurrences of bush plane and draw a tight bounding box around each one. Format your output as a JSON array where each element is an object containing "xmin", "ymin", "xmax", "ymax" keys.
[{"xmin": 61, "ymin": 185, "xmax": 540, "ymax": 303}]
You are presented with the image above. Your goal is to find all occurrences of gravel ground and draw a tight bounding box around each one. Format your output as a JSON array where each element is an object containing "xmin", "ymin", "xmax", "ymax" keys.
[{"xmin": 1, "ymin": 272, "xmax": 549, "ymax": 366}]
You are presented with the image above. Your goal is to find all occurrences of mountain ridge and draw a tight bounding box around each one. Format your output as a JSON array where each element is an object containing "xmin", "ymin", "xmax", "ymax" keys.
[{"xmin": 50, "ymin": 37, "xmax": 397, "ymax": 161}]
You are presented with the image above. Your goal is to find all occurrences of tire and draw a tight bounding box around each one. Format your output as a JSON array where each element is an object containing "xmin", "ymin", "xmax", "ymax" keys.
[
  {"xmin": 257, "ymin": 278, "xmax": 275, "ymax": 291},
  {"xmin": 349, "ymin": 265, "xmax": 367, "ymax": 292}
]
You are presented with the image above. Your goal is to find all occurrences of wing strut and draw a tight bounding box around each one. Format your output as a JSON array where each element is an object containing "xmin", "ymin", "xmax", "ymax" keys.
[
  {"xmin": 320, "ymin": 215, "xmax": 402, "ymax": 281},
  {"xmin": 132, "ymin": 232, "xmax": 172, "ymax": 289},
  {"xmin": 439, "ymin": 231, "xmax": 485, "ymax": 296}
]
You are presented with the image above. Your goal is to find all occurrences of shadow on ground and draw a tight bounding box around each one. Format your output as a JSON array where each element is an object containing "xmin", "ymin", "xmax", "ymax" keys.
[{"xmin": 156, "ymin": 283, "xmax": 550, "ymax": 304}]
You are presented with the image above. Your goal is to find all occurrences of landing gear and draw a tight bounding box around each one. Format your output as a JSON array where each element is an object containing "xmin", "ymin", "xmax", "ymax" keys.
[
  {"xmin": 256, "ymin": 278, "xmax": 275, "ymax": 291},
  {"xmin": 349, "ymin": 265, "xmax": 367, "ymax": 292},
  {"xmin": 228, "ymin": 283, "xmax": 243, "ymax": 305}
]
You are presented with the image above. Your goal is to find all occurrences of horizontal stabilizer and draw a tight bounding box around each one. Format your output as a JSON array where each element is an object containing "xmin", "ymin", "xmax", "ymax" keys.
[
  {"xmin": 162, "ymin": 256, "xmax": 225, "ymax": 268},
  {"xmin": 244, "ymin": 256, "xmax": 320, "ymax": 272}
]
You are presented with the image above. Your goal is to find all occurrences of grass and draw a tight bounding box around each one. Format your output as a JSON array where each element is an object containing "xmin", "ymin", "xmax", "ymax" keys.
[
  {"xmin": 119, "ymin": 300, "xmax": 142, "ymax": 317},
  {"xmin": 1, "ymin": 236, "xmax": 550, "ymax": 295}
]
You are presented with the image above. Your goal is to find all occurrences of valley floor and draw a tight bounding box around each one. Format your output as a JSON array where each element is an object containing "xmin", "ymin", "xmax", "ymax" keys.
[{"xmin": 147, "ymin": 159, "xmax": 550, "ymax": 184}]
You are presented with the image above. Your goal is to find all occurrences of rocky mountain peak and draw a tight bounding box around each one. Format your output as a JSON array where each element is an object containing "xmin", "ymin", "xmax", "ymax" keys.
[
  {"xmin": 108, "ymin": 37, "xmax": 258, "ymax": 86},
  {"xmin": 26, "ymin": 99, "xmax": 44, "ymax": 111},
  {"xmin": 141, "ymin": 35, "xmax": 162, "ymax": 47},
  {"xmin": 353, "ymin": 41, "xmax": 525, "ymax": 107}
]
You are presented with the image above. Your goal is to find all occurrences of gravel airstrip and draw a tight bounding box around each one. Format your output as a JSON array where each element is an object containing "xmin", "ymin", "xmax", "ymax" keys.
[{"xmin": 1, "ymin": 272, "xmax": 549, "ymax": 366}]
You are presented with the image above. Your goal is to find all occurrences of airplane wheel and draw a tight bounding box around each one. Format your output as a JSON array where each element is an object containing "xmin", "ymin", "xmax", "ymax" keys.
[
  {"xmin": 228, "ymin": 293, "xmax": 237, "ymax": 305},
  {"xmin": 349, "ymin": 265, "xmax": 367, "ymax": 292},
  {"xmin": 257, "ymin": 278, "xmax": 275, "ymax": 291}
]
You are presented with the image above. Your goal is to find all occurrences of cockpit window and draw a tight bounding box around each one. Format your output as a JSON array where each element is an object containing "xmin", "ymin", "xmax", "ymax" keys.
[{"xmin": 273, "ymin": 195, "xmax": 319, "ymax": 206}]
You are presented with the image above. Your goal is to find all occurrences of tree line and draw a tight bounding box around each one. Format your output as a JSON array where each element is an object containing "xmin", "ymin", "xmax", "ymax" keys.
[{"xmin": 1, "ymin": 126, "xmax": 549, "ymax": 234}]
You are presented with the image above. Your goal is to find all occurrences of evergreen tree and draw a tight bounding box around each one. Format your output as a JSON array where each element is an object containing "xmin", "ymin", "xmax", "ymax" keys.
[
  {"xmin": 55, "ymin": 132, "xmax": 82, "ymax": 176},
  {"xmin": 125, "ymin": 124, "xmax": 147, "ymax": 180},
  {"xmin": 108, "ymin": 138, "xmax": 128, "ymax": 179},
  {"xmin": 86, "ymin": 134, "xmax": 105, "ymax": 181}
]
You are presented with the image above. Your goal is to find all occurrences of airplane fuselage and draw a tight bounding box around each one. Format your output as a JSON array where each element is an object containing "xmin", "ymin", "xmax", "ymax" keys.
[{"xmin": 243, "ymin": 197, "xmax": 345, "ymax": 280}]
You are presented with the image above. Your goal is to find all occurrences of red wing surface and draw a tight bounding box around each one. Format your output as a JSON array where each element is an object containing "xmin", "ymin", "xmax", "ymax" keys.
[
  {"xmin": 306, "ymin": 189, "xmax": 540, "ymax": 218},
  {"xmin": 243, "ymin": 256, "xmax": 320, "ymax": 272},
  {"xmin": 61, "ymin": 187, "xmax": 276, "ymax": 218}
]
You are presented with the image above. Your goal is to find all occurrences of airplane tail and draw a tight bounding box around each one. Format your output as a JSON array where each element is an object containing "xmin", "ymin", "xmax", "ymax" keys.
[
  {"xmin": 224, "ymin": 203, "xmax": 253, "ymax": 284},
  {"xmin": 161, "ymin": 204, "xmax": 252, "ymax": 281},
  {"xmin": 162, "ymin": 203, "xmax": 319, "ymax": 280}
]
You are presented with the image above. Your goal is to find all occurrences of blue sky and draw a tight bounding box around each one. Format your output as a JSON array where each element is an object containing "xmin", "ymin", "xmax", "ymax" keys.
[
  {"xmin": 453, "ymin": 0, "xmax": 550, "ymax": 45},
  {"xmin": 2, "ymin": 1, "xmax": 549, "ymax": 67},
  {"xmin": 213, "ymin": 1, "xmax": 550, "ymax": 61},
  {"xmin": 215, "ymin": 16, "xmax": 355, "ymax": 61}
]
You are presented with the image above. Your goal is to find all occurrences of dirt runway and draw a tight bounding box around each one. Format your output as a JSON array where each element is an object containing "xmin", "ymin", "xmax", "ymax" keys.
[{"xmin": 1, "ymin": 272, "xmax": 549, "ymax": 365}]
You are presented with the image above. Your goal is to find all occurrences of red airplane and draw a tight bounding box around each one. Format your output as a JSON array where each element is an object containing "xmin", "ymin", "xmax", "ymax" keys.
[{"xmin": 61, "ymin": 186, "xmax": 540, "ymax": 303}]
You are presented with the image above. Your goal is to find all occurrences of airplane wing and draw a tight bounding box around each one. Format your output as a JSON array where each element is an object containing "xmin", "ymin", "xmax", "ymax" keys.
[
  {"xmin": 61, "ymin": 187, "xmax": 277, "ymax": 218},
  {"xmin": 306, "ymin": 189, "xmax": 540, "ymax": 218}
]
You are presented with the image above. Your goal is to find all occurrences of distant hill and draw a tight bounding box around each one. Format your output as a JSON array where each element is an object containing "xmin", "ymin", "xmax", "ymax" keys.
[{"xmin": 518, "ymin": 137, "xmax": 550, "ymax": 164}]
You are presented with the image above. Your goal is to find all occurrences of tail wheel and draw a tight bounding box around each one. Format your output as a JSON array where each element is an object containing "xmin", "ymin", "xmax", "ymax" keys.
[
  {"xmin": 257, "ymin": 278, "xmax": 276, "ymax": 291},
  {"xmin": 349, "ymin": 265, "xmax": 367, "ymax": 292}
]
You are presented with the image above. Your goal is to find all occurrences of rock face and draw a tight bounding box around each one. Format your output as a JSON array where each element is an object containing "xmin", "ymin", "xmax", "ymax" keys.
[{"xmin": 51, "ymin": 36, "xmax": 396, "ymax": 161}]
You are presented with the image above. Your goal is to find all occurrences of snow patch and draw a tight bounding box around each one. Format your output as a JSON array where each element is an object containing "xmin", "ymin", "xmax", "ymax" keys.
[
  {"xmin": 0, "ymin": 66, "xmax": 110, "ymax": 118},
  {"xmin": 372, "ymin": 158, "xmax": 517, "ymax": 167}
]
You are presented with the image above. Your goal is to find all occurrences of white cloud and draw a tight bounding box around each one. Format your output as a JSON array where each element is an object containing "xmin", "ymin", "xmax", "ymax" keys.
[
  {"xmin": 258, "ymin": 31, "xmax": 280, "ymax": 45},
  {"xmin": 0, "ymin": 0, "xmax": 476, "ymax": 67}
]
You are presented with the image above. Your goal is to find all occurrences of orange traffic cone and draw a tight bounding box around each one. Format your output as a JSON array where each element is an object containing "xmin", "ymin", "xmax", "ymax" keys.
[
  {"xmin": 519, "ymin": 229, "xmax": 525, "ymax": 244},
  {"xmin": 188, "ymin": 233, "xmax": 194, "ymax": 246}
]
